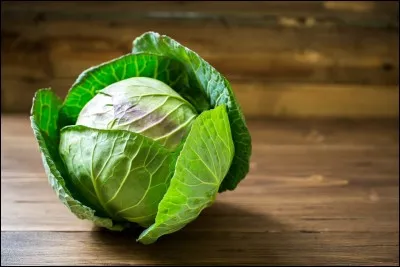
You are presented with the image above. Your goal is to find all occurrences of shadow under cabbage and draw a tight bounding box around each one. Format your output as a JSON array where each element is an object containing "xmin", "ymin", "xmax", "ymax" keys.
[{"xmin": 91, "ymin": 201, "xmax": 290, "ymax": 265}]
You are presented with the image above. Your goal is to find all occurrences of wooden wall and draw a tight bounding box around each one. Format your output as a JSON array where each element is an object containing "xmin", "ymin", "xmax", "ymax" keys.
[{"xmin": 1, "ymin": 1, "xmax": 399, "ymax": 118}]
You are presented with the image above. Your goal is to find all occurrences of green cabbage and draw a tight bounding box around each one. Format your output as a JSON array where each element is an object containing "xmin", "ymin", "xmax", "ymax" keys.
[{"xmin": 30, "ymin": 32, "xmax": 252, "ymax": 244}]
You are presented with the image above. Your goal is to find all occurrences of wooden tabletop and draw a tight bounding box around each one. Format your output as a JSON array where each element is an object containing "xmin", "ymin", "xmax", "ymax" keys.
[{"xmin": 1, "ymin": 115, "xmax": 399, "ymax": 266}]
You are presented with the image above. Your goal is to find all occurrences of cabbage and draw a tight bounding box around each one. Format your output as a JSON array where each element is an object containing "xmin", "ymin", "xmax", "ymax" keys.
[{"xmin": 30, "ymin": 32, "xmax": 252, "ymax": 244}]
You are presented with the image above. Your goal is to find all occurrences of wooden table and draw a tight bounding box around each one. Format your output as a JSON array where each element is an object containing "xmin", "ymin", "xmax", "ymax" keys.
[{"xmin": 1, "ymin": 115, "xmax": 399, "ymax": 266}]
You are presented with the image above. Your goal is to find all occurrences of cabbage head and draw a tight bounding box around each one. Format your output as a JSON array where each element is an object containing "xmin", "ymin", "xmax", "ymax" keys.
[{"xmin": 30, "ymin": 32, "xmax": 252, "ymax": 244}]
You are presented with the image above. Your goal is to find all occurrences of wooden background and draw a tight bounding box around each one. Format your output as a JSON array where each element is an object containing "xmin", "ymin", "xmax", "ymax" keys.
[
  {"xmin": 1, "ymin": 2, "xmax": 399, "ymax": 265},
  {"xmin": 1, "ymin": 116, "xmax": 399, "ymax": 265},
  {"xmin": 1, "ymin": 1, "xmax": 399, "ymax": 118}
]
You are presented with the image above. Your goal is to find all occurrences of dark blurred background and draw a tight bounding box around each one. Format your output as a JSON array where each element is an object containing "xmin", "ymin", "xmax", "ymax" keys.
[{"xmin": 1, "ymin": 1, "xmax": 399, "ymax": 119}]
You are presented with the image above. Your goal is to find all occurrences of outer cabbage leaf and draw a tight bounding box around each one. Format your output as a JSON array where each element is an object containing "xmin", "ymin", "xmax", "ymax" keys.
[
  {"xmin": 132, "ymin": 31, "xmax": 252, "ymax": 192},
  {"xmin": 138, "ymin": 105, "xmax": 234, "ymax": 244},
  {"xmin": 30, "ymin": 89, "xmax": 126, "ymax": 230},
  {"xmin": 59, "ymin": 125, "xmax": 177, "ymax": 227}
]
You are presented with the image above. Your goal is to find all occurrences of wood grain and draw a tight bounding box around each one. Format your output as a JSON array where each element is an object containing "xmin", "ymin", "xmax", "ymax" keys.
[
  {"xmin": 2, "ymin": 20, "xmax": 398, "ymax": 84},
  {"xmin": 1, "ymin": 115, "xmax": 398, "ymax": 265},
  {"xmin": 2, "ymin": 1, "xmax": 398, "ymax": 24},
  {"xmin": 1, "ymin": 1, "xmax": 398, "ymax": 117},
  {"xmin": 1, "ymin": 231, "xmax": 398, "ymax": 266},
  {"xmin": 2, "ymin": 77, "xmax": 398, "ymax": 117}
]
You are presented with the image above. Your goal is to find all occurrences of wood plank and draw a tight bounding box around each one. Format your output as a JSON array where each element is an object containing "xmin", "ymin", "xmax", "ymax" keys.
[
  {"xmin": 1, "ymin": 15, "xmax": 398, "ymax": 85},
  {"xmin": 1, "ymin": 1, "xmax": 398, "ymax": 117},
  {"xmin": 1, "ymin": 231, "xmax": 398, "ymax": 266},
  {"xmin": 2, "ymin": 177, "xmax": 398, "ymax": 233},
  {"xmin": 1, "ymin": 78, "xmax": 70, "ymax": 113},
  {"xmin": 0, "ymin": 38, "xmax": 52, "ymax": 80},
  {"xmin": 1, "ymin": 1, "xmax": 397, "ymax": 26},
  {"xmin": 1, "ymin": 2, "xmax": 398, "ymax": 117},
  {"xmin": 233, "ymin": 82, "xmax": 399, "ymax": 118},
  {"xmin": 1, "ymin": 115, "xmax": 398, "ymax": 265},
  {"xmin": 2, "ymin": 76, "xmax": 398, "ymax": 117}
]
